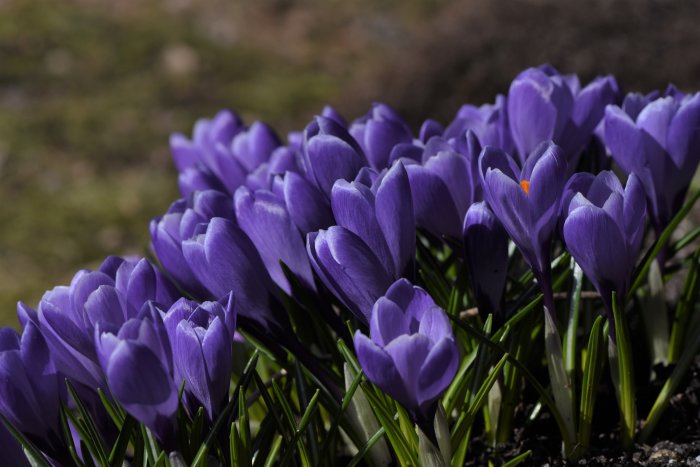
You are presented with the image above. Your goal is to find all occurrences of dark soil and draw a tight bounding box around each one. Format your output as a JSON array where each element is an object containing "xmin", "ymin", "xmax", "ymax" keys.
[{"xmin": 465, "ymin": 357, "xmax": 700, "ymax": 466}]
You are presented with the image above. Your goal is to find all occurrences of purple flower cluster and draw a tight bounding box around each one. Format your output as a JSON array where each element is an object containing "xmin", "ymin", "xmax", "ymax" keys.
[{"xmin": 3, "ymin": 64, "xmax": 700, "ymax": 458}]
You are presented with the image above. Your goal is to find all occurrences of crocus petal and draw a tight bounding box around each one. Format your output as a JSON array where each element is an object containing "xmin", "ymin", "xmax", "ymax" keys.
[
  {"xmin": 564, "ymin": 205, "xmax": 629, "ymax": 298},
  {"xmin": 354, "ymin": 332, "xmax": 406, "ymax": 403},
  {"xmin": 384, "ymin": 334, "xmax": 432, "ymax": 409},
  {"xmin": 375, "ymin": 162, "xmax": 415, "ymax": 277},
  {"xmin": 235, "ymin": 187, "xmax": 316, "ymax": 293},
  {"xmin": 417, "ymin": 337, "xmax": 459, "ymax": 409},
  {"xmin": 283, "ymin": 171, "xmax": 334, "ymax": 234}
]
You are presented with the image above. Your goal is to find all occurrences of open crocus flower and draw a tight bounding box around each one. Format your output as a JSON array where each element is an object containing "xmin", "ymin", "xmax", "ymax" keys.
[
  {"xmin": 604, "ymin": 91, "xmax": 700, "ymax": 235},
  {"xmin": 463, "ymin": 202, "xmax": 509, "ymax": 321},
  {"xmin": 354, "ymin": 279, "xmax": 459, "ymax": 424},
  {"xmin": 562, "ymin": 171, "xmax": 646, "ymax": 315},
  {"xmin": 508, "ymin": 65, "xmax": 618, "ymax": 166},
  {"xmin": 479, "ymin": 141, "xmax": 568, "ymax": 311}
]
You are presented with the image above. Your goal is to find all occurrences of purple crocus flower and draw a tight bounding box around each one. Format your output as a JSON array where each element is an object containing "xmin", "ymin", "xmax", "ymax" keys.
[
  {"xmin": 181, "ymin": 216, "xmax": 289, "ymax": 339},
  {"xmin": 95, "ymin": 303, "xmax": 179, "ymax": 448},
  {"xmin": 444, "ymin": 94, "xmax": 515, "ymax": 155},
  {"xmin": 463, "ymin": 202, "xmax": 509, "ymax": 321},
  {"xmin": 171, "ymin": 110, "xmax": 245, "ymax": 196},
  {"xmin": 349, "ymin": 103, "xmax": 414, "ymax": 170},
  {"xmin": 604, "ymin": 91, "xmax": 700, "ymax": 235},
  {"xmin": 150, "ymin": 190, "xmax": 234, "ymax": 299},
  {"xmin": 405, "ymin": 133, "xmax": 481, "ymax": 238},
  {"xmin": 162, "ymin": 296, "xmax": 236, "ymax": 422},
  {"xmin": 25, "ymin": 256, "xmax": 177, "ymax": 389},
  {"xmin": 479, "ymin": 141, "xmax": 568, "ymax": 312},
  {"xmin": 234, "ymin": 186, "xmax": 316, "ymax": 293},
  {"xmin": 508, "ymin": 65, "xmax": 618, "ymax": 166},
  {"xmin": 308, "ymin": 162, "xmax": 415, "ymax": 323},
  {"xmin": 301, "ymin": 116, "xmax": 367, "ymax": 198},
  {"xmin": 282, "ymin": 171, "xmax": 335, "ymax": 235},
  {"xmin": 354, "ymin": 279, "xmax": 459, "ymax": 424},
  {"xmin": 562, "ymin": 171, "xmax": 646, "ymax": 315},
  {"xmin": 0, "ymin": 323, "xmax": 63, "ymax": 459}
]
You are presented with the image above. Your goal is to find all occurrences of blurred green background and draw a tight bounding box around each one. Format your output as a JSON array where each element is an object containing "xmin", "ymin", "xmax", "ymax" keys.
[{"xmin": 1, "ymin": 0, "xmax": 700, "ymax": 326}]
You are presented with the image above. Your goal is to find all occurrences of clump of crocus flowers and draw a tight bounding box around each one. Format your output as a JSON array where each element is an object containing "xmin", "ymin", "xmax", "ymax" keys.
[{"xmin": 3, "ymin": 64, "xmax": 700, "ymax": 465}]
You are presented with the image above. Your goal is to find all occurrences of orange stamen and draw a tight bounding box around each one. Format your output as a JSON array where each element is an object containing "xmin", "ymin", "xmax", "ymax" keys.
[{"xmin": 520, "ymin": 180, "xmax": 530, "ymax": 194}]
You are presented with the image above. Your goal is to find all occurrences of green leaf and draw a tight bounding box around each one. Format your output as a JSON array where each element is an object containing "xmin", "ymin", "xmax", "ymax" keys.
[
  {"xmin": 346, "ymin": 427, "xmax": 386, "ymax": 467},
  {"xmin": 576, "ymin": 315, "xmax": 606, "ymax": 456},
  {"xmin": 262, "ymin": 435, "xmax": 283, "ymax": 467},
  {"xmin": 669, "ymin": 246, "xmax": 700, "ymax": 363},
  {"xmin": 544, "ymin": 308, "xmax": 576, "ymax": 451},
  {"xmin": 191, "ymin": 350, "xmax": 259, "ymax": 467},
  {"xmin": 359, "ymin": 383, "xmax": 418, "ymax": 466},
  {"xmin": 640, "ymin": 319, "xmax": 700, "ymax": 442},
  {"xmin": 564, "ymin": 260, "xmax": 584, "ymax": 379},
  {"xmin": 447, "ymin": 315, "xmax": 575, "ymax": 451},
  {"xmin": 502, "ymin": 450, "xmax": 532, "ymax": 467},
  {"xmin": 65, "ymin": 380, "xmax": 110, "ymax": 466},
  {"xmin": 628, "ymin": 188, "xmax": 700, "ymax": 299},
  {"xmin": 610, "ymin": 292, "xmax": 636, "ymax": 449},
  {"xmin": 450, "ymin": 353, "xmax": 507, "ymax": 449},
  {"xmin": 108, "ymin": 415, "xmax": 137, "ymax": 467}
]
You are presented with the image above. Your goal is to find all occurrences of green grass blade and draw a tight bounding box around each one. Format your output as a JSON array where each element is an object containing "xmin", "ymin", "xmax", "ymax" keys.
[
  {"xmin": 628, "ymin": 188, "xmax": 700, "ymax": 299},
  {"xmin": 65, "ymin": 380, "xmax": 110, "ymax": 466},
  {"xmin": 610, "ymin": 292, "xmax": 636, "ymax": 449},
  {"xmin": 576, "ymin": 315, "xmax": 606, "ymax": 456},
  {"xmin": 347, "ymin": 426, "xmax": 387, "ymax": 467},
  {"xmin": 669, "ymin": 246, "xmax": 700, "ymax": 363},
  {"xmin": 447, "ymin": 315, "xmax": 575, "ymax": 451},
  {"xmin": 109, "ymin": 415, "xmax": 137, "ymax": 467},
  {"xmin": 502, "ymin": 450, "xmax": 532, "ymax": 467}
]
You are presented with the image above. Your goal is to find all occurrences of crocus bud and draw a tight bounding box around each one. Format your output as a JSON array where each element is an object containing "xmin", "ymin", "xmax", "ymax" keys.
[
  {"xmin": 349, "ymin": 103, "xmax": 413, "ymax": 170},
  {"xmin": 95, "ymin": 304, "xmax": 178, "ymax": 448},
  {"xmin": 308, "ymin": 162, "xmax": 415, "ymax": 323},
  {"xmin": 150, "ymin": 190, "xmax": 234, "ymax": 298},
  {"xmin": 283, "ymin": 171, "xmax": 334, "ymax": 234},
  {"xmin": 0, "ymin": 323, "xmax": 63, "ymax": 458},
  {"xmin": 354, "ymin": 279, "xmax": 459, "ymax": 423},
  {"xmin": 171, "ymin": 110, "xmax": 245, "ymax": 196},
  {"xmin": 30, "ymin": 257, "xmax": 177, "ymax": 389},
  {"xmin": 406, "ymin": 133, "xmax": 481, "ymax": 238},
  {"xmin": 163, "ymin": 297, "xmax": 236, "ymax": 422},
  {"xmin": 562, "ymin": 171, "xmax": 646, "ymax": 315},
  {"xmin": 231, "ymin": 121, "xmax": 282, "ymax": 173},
  {"xmin": 182, "ymin": 217, "xmax": 290, "ymax": 338},
  {"xmin": 463, "ymin": 202, "xmax": 508, "ymax": 321},
  {"xmin": 444, "ymin": 94, "xmax": 514, "ymax": 155},
  {"xmin": 302, "ymin": 116, "xmax": 367, "ymax": 198}
]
